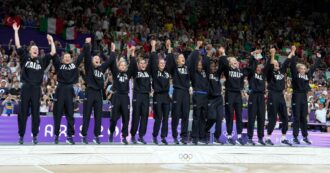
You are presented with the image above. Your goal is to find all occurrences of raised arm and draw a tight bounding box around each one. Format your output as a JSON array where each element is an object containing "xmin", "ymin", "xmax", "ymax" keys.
[
  {"xmin": 280, "ymin": 46, "xmax": 293, "ymax": 74},
  {"xmin": 83, "ymin": 38, "xmax": 92, "ymax": 72},
  {"xmin": 75, "ymin": 38, "xmax": 91, "ymax": 66},
  {"xmin": 42, "ymin": 34, "xmax": 56, "ymax": 67},
  {"xmin": 289, "ymin": 45, "xmax": 297, "ymax": 78},
  {"xmin": 264, "ymin": 48, "xmax": 276, "ymax": 75},
  {"xmin": 187, "ymin": 41, "xmax": 203, "ymax": 75},
  {"xmin": 12, "ymin": 22, "xmax": 27, "ymax": 60},
  {"xmin": 204, "ymin": 45, "xmax": 213, "ymax": 75},
  {"xmin": 149, "ymin": 40, "xmax": 158, "ymax": 76},
  {"xmin": 13, "ymin": 22, "xmax": 21, "ymax": 49},
  {"xmin": 127, "ymin": 46, "xmax": 138, "ymax": 77},
  {"xmin": 245, "ymin": 56, "xmax": 256, "ymax": 77},
  {"xmin": 165, "ymin": 39, "xmax": 176, "ymax": 74},
  {"xmin": 270, "ymin": 48, "xmax": 276, "ymax": 65},
  {"xmin": 101, "ymin": 42, "xmax": 116, "ymax": 72},
  {"xmin": 217, "ymin": 46, "xmax": 228, "ymax": 76},
  {"xmin": 245, "ymin": 50, "xmax": 261, "ymax": 76},
  {"xmin": 48, "ymin": 34, "xmax": 56, "ymax": 56},
  {"xmin": 127, "ymin": 46, "xmax": 137, "ymax": 77}
]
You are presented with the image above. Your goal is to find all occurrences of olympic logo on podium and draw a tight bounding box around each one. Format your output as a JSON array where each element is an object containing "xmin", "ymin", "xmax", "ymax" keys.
[{"xmin": 178, "ymin": 153, "xmax": 193, "ymax": 161}]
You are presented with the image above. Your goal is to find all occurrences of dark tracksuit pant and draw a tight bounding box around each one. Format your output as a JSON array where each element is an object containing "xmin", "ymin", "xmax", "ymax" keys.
[
  {"xmin": 205, "ymin": 95, "xmax": 224, "ymax": 139},
  {"xmin": 130, "ymin": 93, "xmax": 150, "ymax": 138},
  {"xmin": 171, "ymin": 89, "xmax": 190, "ymax": 139},
  {"xmin": 53, "ymin": 84, "xmax": 75, "ymax": 137},
  {"xmin": 191, "ymin": 92, "xmax": 208, "ymax": 141},
  {"xmin": 247, "ymin": 92, "xmax": 265, "ymax": 139},
  {"xmin": 81, "ymin": 87, "xmax": 103, "ymax": 137},
  {"xmin": 267, "ymin": 91, "xmax": 289, "ymax": 135},
  {"xmin": 292, "ymin": 92, "xmax": 308, "ymax": 138},
  {"xmin": 18, "ymin": 83, "xmax": 41, "ymax": 137},
  {"xmin": 152, "ymin": 92, "xmax": 170, "ymax": 138},
  {"xmin": 110, "ymin": 93, "xmax": 130, "ymax": 138},
  {"xmin": 225, "ymin": 91, "xmax": 243, "ymax": 136}
]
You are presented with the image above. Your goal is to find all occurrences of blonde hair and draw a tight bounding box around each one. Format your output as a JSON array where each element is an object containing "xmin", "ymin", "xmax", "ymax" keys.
[
  {"xmin": 227, "ymin": 57, "xmax": 237, "ymax": 61},
  {"xmin": 296, "ymin": 63, "xmax": 306, "ymax": 69},
  {"xmin": 117, "ymin": 57, "xmax": 128, "ymax": 71},
  {"xmin": 228, "ymin": 56, "xmax": 238, "ymax": 67}
]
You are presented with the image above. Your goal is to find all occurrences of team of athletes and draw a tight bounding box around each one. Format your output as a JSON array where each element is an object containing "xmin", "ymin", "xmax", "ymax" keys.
[{"xmin": 12, "ymin": 22, "xmax": 322, "ymax": 146}]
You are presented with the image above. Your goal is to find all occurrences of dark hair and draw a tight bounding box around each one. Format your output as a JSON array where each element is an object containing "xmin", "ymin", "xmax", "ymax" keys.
[
  {"xmin": 210, "ymin": 59, "xmax": 218, "ymax": 65},
  {"xmin": 27, "ymin": 44, "xmax": 38, "ymax": 52}
]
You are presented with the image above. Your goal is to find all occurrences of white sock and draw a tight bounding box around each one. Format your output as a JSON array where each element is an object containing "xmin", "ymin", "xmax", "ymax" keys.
[
  {"xmin": 227, "ymin": 135, "xmax": 232, "ymax": 139},
  {"xmin": 237, "ymin": 134, "xmax": 242, "ymax": 139},
  {"xmin": 281, "ymin": 135, "xmax": 286, "ymax": 141},
  {"xmin": 266, "ymin": 135, "xmax": 271, "ymax": 140}
]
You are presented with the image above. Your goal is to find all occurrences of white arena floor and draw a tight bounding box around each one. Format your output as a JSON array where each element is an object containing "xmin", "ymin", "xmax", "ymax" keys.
[{"xmin": 0, "ymin": 144, "xmax": 329, "ymax": 173}]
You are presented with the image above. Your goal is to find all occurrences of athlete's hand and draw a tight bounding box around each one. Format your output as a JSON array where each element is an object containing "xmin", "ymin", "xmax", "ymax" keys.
[
  {"xmin": 130, "ymin": 46, "xmax": 136, "ymax": 56},
  {"xmin": 196, "ymin": 40, "xmax": 203, "ymax": 49},
  {"xmin": 165, "ymin": 39, "xmax": 171, "ymax": 49},
  {"xmin": 111, "ymin": 42, "xmax": 116, "ymax": 52},
  {"xmin": 288, "ymin": 45, "xmax": 296, "ymax": 59},
  {"xmin": 219, "ymin": 47, "xmax": 225, "ymax": 56},
  {"xmin": 270, "ymin": 48, "xmax": 276, "ymax": 56},
  {"xmin": 85, "ymin": 37, "xmax": 92, "ymax": 44},
  {"xmin": 12, "ymin": 22, "xmax": 20, "ymax": 31},
  {"xmin": 166, "ymin": 39, "xmax": 172, "ymax": 53},
  {"xmin": 47, "ymin": 34, "xmax": 54, "ymax": 44},
  {"xmin": 150, "ymin": 40, "xmax": 156, "ymax": 47},
  {"xmin": 291, "ymin": 45, "xmax": 296, "ymax": 54}
]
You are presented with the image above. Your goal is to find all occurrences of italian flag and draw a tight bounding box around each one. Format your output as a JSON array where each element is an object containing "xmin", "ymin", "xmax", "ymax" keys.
[
  {"xmin": 40, "ymin": 17, "xmax": 77, "ymax": 40},
  {"xmin": 62, "ymin": 26, "xmax": 77, "ymax": 40},
  {"xmin": 40, "ymin": 17, "xmax": 64, "ymax": 35},
  {"xmin": 66, "ymin": 44, "xmax": 81, "ymax": 54}
]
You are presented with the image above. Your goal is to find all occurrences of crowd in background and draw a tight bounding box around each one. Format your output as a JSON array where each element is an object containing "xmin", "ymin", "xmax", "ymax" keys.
[{"xmin": 0, "ymin": 0, "xmax": 329, "ymax": 129}]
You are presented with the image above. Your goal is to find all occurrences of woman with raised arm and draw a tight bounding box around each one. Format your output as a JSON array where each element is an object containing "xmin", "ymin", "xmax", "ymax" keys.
[
  {"xmin": 108, "ymin": 46, "xmax": 135, "ymax": 145},
  {"xmin": 289, "ymin": 46, "xmax": 321, "ymax": 145},
  {"xmin": 13, "ymin": 22, "xmax": 55, "ymax": 145},
  {"xmin": 246, "ymin": 50, "xmax": 267, "ymax": 146},
  {"xmin": 130, "ymin": 46, "xmax": 151, "ymax": 144},
  {"xmin": 218, "ymin": 47, "xmax": 252, "ymax": 145},
  {"xmin": 264, "ymin": 48, "xmax": 292, "ymax": 146},
  {"xmin": 51, "ymin": 38, "xmax": 88, "ymax": 145},
  {"xmin": 188, "ymin": 40, "xmax": 209, "ymax": 145},
  {"xmin": 81, "ymin": 40, "xmax": 115, "ymax": 145},
  {"xmin": 150, "ymin": 40, "xmax": 171, "ymax": 145},
  {"xmin": 166, "ymin": 39, "xmax": 191, "ymax": 145},
  {"xmin": 205, "ymin": 57, "xmax": 224, "ymax": 145}
]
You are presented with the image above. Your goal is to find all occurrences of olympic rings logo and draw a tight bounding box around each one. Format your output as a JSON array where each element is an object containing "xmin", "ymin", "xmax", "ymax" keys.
[{"xmin": 178, "ymin": 153, "xmax": 193, "ymax": 161}]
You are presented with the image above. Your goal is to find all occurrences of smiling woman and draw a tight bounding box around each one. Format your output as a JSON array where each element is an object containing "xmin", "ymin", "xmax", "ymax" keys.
[
  {"xmin": 28, "ymin": 45, "xmax": 39, "ymax": 58},
  {"xmin": 13, "ymin": 22, "xmax": 55, "ymax": 145}
]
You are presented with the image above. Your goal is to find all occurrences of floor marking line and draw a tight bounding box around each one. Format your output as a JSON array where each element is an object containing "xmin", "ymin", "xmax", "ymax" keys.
[{"xmin": 34, "ymin": 165, "xmax": 53, "ymax": 173}]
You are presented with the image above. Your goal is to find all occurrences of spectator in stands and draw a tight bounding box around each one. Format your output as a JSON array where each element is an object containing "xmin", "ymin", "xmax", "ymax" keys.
[
  {"xmin": 1, "ymin": 94, "xmax": 17, "ymax": 116},
  {"xmin": 315, "ymin": 101, "xmax": 328, "ymax": 124},
  {"xmin": 77, "ymin": 84, "xmax": 86, "ymax": 101},
  {"xmin": 0, "ymin": 80, "xmax": 9, "ymax": 100},
  {"xmin": 9, "ymin": 81, "xmax": 20, "ymax": 96},
  {"xmin": 95, "ymin": 28, "xmax": 104, "ymax": 47},
  {"xmin": 40, "ymin": 95, "xmax": 50, "ymax": 116}
]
